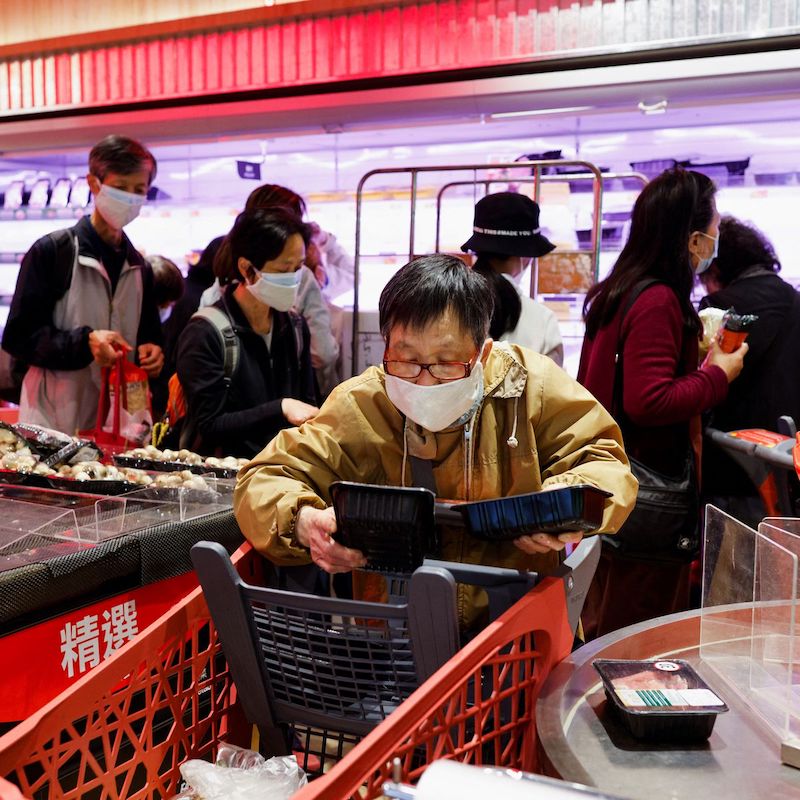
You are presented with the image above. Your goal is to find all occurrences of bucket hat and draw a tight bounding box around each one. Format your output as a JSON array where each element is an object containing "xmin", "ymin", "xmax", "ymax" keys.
[{"xmin": 461, "ymin": 192, "xmax": 556, "ymax": 257}]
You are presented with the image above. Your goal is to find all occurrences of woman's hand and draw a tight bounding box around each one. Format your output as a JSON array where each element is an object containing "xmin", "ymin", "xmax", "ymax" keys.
[
  {"xmin": 294, "ymin": 506, "xmax": 367, "ymax": 573},
  {"xmin": 281, "ymin": 398, "xmax": 319, "ymax": 426},
  {"xmin": 704, "ymin": 338, "xmax": 748, "ymax": 383}
]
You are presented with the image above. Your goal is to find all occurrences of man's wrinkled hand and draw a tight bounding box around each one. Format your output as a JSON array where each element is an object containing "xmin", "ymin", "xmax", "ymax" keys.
[
  {"xmin": 89, "ymin": 330, "xmax": 131, "ymax": 367},
  {"xmin": 513, "ymin": 530, "xmax": 584, "ymax": 555},
  {"xmin": 295, "ymin": 506, "xmax": 367, "ymax": 573}
]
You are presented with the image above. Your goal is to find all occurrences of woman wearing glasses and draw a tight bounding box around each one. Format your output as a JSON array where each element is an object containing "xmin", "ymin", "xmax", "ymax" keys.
[{"xmin": 235, "ymin": 254, "xmax": 637, "ymax": 630}]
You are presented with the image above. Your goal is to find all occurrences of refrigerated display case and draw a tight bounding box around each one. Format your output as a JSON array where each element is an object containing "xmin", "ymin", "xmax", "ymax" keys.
[{"xmin": 0, "ymin": 479, "xmax": 242, "ymax": 722}]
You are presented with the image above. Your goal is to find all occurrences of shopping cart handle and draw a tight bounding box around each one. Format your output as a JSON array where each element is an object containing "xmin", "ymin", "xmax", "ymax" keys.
[
  {"xmin": 422, "ymin": 558, "xmax": 538, "ymax": 589},
  {"xmin": 548, "ymin": 536, "xmax": 601, "ymax": 635}
]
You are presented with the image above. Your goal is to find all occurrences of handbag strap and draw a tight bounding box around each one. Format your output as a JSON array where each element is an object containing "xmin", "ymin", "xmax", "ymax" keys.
[
  {"xmin": 96, "ymin": 366, "xmax": 110, "ymax": 432},
  {"xmin": 96, "ymin": 352, "xmax": 128, "ymax": 439}
]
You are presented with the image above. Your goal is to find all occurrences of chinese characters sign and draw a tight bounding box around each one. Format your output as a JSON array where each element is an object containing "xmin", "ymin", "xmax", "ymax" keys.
[{"xmin": 60, "ymin": 600, "xmax": 140, "ymax": 678}]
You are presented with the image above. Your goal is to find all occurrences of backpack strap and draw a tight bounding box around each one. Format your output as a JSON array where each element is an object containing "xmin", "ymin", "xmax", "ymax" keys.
[
  {"xmin": 47, "ymin": 228, "xmax": 78, "ymax": 299},
  {"xmin": 192, "ymin": 306, "xmax": 240, "ymax": 384},
  {"xmin": 287, "ymin": 310, "xmax": 305, "ymax": 361}
]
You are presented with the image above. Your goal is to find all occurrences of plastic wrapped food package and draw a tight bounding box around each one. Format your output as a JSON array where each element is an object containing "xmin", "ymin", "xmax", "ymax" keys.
[
  {"xmin": 593, "ymin": 659, "xmax": 728, "ymax": 741},
  {"xmin": 699, "ymin": 307, "xmax": 726, "ymax": 360},
  {"xmin": 173, "ymin": 744, "xmax": 306, "ymax": 800},
  {"xmin": 0, "ymin": 425, "xmax": 56, "ymax": 477},
  {"xmin": 117, "ymin": 446, "xmax": 248, "ymax": 479},
  {"xmin": 11, "ymin": 422, "xmax": 103, "ymax": 464}
]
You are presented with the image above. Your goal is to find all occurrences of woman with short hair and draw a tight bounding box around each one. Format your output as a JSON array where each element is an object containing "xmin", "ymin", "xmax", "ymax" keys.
[{"xmin": 699, "ymin": 216, "xmax": 800, "ymax": 524}]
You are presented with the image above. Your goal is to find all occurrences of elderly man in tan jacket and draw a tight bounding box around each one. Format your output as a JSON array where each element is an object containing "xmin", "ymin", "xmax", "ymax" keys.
[{"xmin": 235, "ymin": 254, "xmax": 637, "ymax": 629}]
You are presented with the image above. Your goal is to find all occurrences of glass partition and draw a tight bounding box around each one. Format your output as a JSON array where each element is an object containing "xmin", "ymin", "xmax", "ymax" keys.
[{"xmin": 701, "ymin": 506, "xmax": 800, "ymax": 744}]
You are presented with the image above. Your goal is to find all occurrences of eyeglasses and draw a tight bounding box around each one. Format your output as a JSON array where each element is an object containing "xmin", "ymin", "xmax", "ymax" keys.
[{"xmin": 383, "ymin": 354, "xmax": 477, "ymax": 381}]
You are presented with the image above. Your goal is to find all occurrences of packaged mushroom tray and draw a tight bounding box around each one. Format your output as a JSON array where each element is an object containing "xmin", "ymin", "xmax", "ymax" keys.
[
  {"xmin": 115, "ymin": 446, "xmax": 248, "ymax": 479},
  {"xmin": 48, "ymin": 462, "xmax": 211, "ymax": 495},
  {"xmin": 0, "ymin": 424, "xmax": 56, "ymax": 486}
]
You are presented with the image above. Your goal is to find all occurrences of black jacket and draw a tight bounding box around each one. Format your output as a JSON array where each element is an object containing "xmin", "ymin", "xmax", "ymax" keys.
[
  {"xmin": 2, "ymin": 216, "xmax": 162, "ymax": 370},
  {"xmin": 700, "ymin": 270, "xmax": 800, "ymax": 495},
  {"xmin": 176, "ymin": 284, "xmax": 318, "ymax": 458}
]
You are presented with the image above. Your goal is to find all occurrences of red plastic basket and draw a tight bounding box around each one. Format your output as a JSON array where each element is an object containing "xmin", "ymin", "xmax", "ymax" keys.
[
  {"xmin": 292, "ymin": 573, "xmax": 574, "ymax": 800},
  {"xmin": 0, "ymin": 548, "xmax": 573, "ymax": 800},
  {"xmin": 0, "ymin": 544, "xmax": 261, "ymax": 800}
]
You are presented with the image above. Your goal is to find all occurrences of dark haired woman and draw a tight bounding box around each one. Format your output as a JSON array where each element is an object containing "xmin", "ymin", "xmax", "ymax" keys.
[
  {"xmin": 176, "ymin": 207, "xmax": 319, "ymax": 458},
  {"xmin": 204, "ymin": 183, "xmax": 341, "ymax": 394},
  {"xmin": 699, "ymin": 216, "xmax": 800, "ymax": 525},
  {"xmin": 462, "ymin": 192, "xmax": 563, "ymax": 365},
  {"xmin": 577, "ymin": 168, "xmax": 748, "ymax": 639}
]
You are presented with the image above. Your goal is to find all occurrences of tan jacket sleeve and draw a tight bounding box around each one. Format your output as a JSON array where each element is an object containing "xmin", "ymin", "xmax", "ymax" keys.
[
  {"xmin": 233, "ymin": 374, "xmax": 390, "ymax": 565},
  {"xmin": 533, "ymin": 358, "xmax": 638, "ymax": 534}
]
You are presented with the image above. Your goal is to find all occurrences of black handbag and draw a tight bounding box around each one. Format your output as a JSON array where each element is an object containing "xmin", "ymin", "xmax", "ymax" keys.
[{"xmin": 605, "ymin": 280, "xmax": 701, "ymax": 562}]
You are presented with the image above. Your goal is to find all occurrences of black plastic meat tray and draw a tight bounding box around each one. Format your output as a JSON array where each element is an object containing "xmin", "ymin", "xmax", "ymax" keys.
[
  {"xmin": 593, "ymin": 659, "xmax": 728, "ymax": 742},
  {"xmin": 446, "ymin": 484, "xmax": 612, "ymax": 541},
  {"xmin": 330, "ymin": 481, "xmax": 437, "ymax": 574}
]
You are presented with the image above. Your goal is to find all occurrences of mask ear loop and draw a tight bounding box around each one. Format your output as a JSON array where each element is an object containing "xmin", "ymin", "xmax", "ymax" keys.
[{"xmin": 401, "ymin": 419, "xmax": 409, "ymax": 488}]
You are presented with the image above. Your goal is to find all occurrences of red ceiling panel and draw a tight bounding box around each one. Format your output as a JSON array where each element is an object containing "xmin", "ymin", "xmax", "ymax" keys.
[{"xmin": 0, "ymin": 0, "xmax": 795, "ymax": 116}]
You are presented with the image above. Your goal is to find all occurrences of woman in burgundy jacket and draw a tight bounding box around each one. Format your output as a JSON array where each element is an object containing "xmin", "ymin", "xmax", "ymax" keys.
[{"xmin": 577, "ymin": 168, "xmax": 747, "ymax": 639}]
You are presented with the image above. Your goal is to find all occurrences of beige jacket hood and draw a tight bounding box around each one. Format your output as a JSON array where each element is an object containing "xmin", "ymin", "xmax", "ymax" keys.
[{"xmin": 235, "ymin": 343, "xmax": 637, "ymax": 626}]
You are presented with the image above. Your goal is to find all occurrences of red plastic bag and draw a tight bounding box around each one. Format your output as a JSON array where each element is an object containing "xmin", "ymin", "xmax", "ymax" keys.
[{"xmin": 80, "ymin": 358, "xmax": 153, "ymax": 449}]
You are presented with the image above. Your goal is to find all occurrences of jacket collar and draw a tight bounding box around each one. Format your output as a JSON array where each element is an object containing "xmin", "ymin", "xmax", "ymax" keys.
[
  {"xmin": 483, "ymin": 341, "xmax": 527, "ymax": 399},
  {"xmin": 74, "ymin": 216, "xmax": 144, "ymax": 271}
]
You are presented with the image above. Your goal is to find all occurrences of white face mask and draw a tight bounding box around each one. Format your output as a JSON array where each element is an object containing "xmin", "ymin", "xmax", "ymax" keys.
[
  {"xmin": 94, "ymin": 184, "xmax": 146, "ymax": 229},
  {"xmin": 245, "ymin": 270, "xmax": 300, "ymax": 312},
  {"xmin": 385, "ymin": 361, "xmax": 484, "ymax": 432}
]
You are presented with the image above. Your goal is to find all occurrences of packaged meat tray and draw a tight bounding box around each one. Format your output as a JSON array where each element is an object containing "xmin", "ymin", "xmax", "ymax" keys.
[
  {"xmin": 593, "ymin": 659, "xmax": 728, "ymax": 741},
  {"xmin": 329, "ymin": 481, "xmax": 437, "ymax": 573},
  {"xmin": 441, "ymin": 484, "xmax": 611, "ymax": 541}
]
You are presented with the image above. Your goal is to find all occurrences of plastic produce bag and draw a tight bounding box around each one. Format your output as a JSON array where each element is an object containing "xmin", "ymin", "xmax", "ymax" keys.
[
  {"xmin": 105, "ymin": 359, "xmax": 153, "ymax": 444},
  {"xmin": 175, "ymin": 743, "xmax": 307, "ymax": 800},
  {"xmin": 80, "ymin": 357, "xmax": 152, "ymax": 448}
]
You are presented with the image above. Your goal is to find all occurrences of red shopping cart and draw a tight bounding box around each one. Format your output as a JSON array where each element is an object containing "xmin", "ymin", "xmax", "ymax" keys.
[
  {"xmin": 0, "ymin": 544, "xmax": 263, "ymax": 800},
  {"xmin": 0, "ymin": 537, "xmax": 597, "ymax": 800}
]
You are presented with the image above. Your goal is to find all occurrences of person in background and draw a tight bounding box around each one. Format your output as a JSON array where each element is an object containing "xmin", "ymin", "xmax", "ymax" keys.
[
  {"xmin": 2, "ymin": 134, "xmax": 163, "ymax": 435},
  {"xmin": 578, "ymin": 168, "xmax": 748, "ymax": 639},
  {"xmin": 305, "ymin": 221, "xmax": 355, "ymax": 304},
  {"xmin": 698, "ymin": 216, "xmax": 800, "ymax": 525},
  {"xmin": 235, "ymin": 254, "xmax": 637, "ymax": 630},
  {"xmin": 462, "ymin": 192, "xmax": 563, "ymax": 366},
  {"xmin": 162, "ymin": 236, "xmax": 222, "ymax": 381},
  {"xmin": 177, "ymin": 207, "xmax": 319, "ymax": 458},
  {"xmin": 146, "ymin": 254, "xmax": 185, "ymax": 417},
  {"xmin": 148, "ymin": 255, "xmax": 185, "ymax": 319},
  {"xmin": 203, "ymin": 184, "xmax": 341, "ymax": 395}
]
